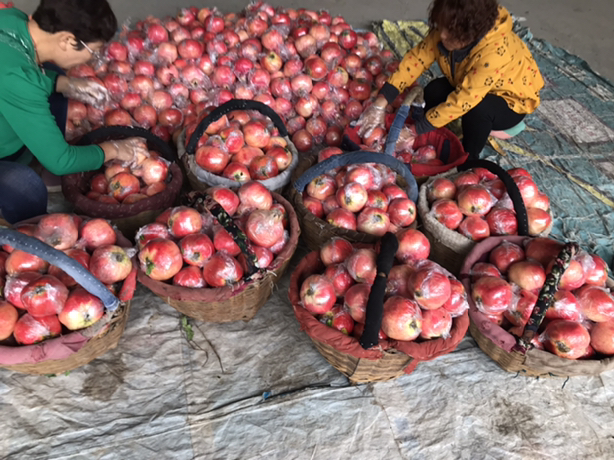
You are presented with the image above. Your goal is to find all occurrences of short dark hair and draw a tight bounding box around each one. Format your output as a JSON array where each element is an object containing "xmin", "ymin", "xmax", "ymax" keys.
[
  {"xmin": 429, "ymin": 0, "xmax": 499, "ymax": 44},
  {"xmin": 32, "ymin": 0, "xmax": 117, "ymax": 47}
]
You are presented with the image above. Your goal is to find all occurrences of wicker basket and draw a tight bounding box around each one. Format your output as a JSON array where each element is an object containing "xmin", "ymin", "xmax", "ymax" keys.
[
  {"xmin": 138, "ymin": 192, "xmax": 300, "ymax": 323},
  {"xmin": 0, "ymin": 218, "xmax": 136, "ymax": 375},
  {"xmin": 418, "ymin": 159, "xmax": 553, "ymax": 276},
  {"xmin": 61, "ymin": 126, "xmax": 184, "ymax": 239},
  {"xmin": 289, "ymin": 240, "xmax": 469, "ymax": 384},
  {"xmin": 289, "ymin": 150, "xmax": 419, "ymax": 252},
  {"xmin": 462, "ymin": 236, "xmax": 614, "ymax": 377},
  {"xmin": 178, "ymin": 99, "xmax": 299, "ymax": 193}
]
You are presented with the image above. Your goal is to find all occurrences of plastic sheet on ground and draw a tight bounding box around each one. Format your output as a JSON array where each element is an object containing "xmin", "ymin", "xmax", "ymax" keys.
[{"xmin": 1, "ymin": 247, "xmax": 614, "ymax": 459}]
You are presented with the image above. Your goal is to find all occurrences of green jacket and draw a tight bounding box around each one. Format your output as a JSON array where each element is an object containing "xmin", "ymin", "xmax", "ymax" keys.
[{"xmin": 0, "ymin": 8, "xmax": 103, "ymax": 175}]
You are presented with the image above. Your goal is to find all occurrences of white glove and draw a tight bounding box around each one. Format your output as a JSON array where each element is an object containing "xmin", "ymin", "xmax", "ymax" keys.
[{"xmin": 61, "ymin": 78, "xmax": 110, "ymax": 108}]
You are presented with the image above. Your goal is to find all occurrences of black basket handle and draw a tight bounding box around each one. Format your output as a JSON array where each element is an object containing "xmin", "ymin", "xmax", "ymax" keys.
[
  {"xmin": 0, "ymin": 226, "xmax": 120, "ymax": 311},
  {"xmin": 180, "ymin": 191, "xmax": 260, "ymax": 279},
  {"xmin": 359, "ymin": 232, "xmax": 399, "ymax": 349},
  {"xmin": 513, "ymin": 242, "xmax": 579, "ymax": 354},
  {"xmin": 76, "ymin": 125, "xmax": 177, "ymax": 162},
  {"xmin": 293, "ymin": 150, "xmax": 419, "ymax": 204},
  {"xmin": 185, "ymin": 99, "xmax": 289, "ymax": 156},
  {"xmin": 458, "ymin": 159, "xmax": 529, "ymax": 236}
]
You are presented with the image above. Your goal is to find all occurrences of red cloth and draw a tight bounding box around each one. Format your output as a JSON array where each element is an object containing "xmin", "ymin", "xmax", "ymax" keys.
[{"xmin": 344, "ymin": 117, "xmax": 468, "ymax": 177}]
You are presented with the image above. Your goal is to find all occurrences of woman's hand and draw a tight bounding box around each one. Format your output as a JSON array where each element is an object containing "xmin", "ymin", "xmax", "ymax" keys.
[
  {"xmin": 57, "ymin": 76, "xmax": 110, "ymax": 108},
  {"xmin": 100, "ymin": 138, "xmax": 149, "ymax": 167},
  {"xmin": 355, "ymin": 97, "xmax": 388, "ymax": 138}
]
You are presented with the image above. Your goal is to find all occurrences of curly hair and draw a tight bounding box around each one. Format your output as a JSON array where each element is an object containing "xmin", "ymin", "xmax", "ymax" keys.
[{"xmin": 428, "ymin": 0, "xmax": 499, "ymax": 44}]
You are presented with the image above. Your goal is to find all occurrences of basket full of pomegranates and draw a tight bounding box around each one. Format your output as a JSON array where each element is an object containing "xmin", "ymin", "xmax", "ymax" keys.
[
  {"xmin": 288, "ymin": 150, "xmax": 420, "ymax": 251},
  {"xmin": 418, "ymin": 160, "xmax": 553, "ymax": 276},
  {"xmin": 0, "ymin": 213, "xmax": 136, "ymax": 375},
  {"xmin": 462, "ymin": 235, "xmax": 614, "ymax": 377},
  {"xmin": 61, "ymin": 126, "xmax": 184, "ymax": 239},
  {"xmin": 179, "ymin": 99, "xmax": 299, "ymax": 193},
  {"xmin": 136, "ymin": 181, "xmax": 299, "ymax": 322},
  {"xmin": 288, "ymin": 231, "xmax": 469, "ymax": 384}
]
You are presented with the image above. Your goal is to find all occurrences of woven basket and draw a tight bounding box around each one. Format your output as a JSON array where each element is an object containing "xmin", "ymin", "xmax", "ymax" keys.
[
  {"xmin": 138, "ymin": 192, "xmax": 300, "ymax": 323},
  {"xmin": 289, "ymin": 150, "xmax": 419, "ymax": 252},
  {"xmin": 178, "ymin": 99, "xmax": 299, "ymax": 194},
  {"xmin": 61, "ymin": 126, "xmax": 183, "ymax": 239},
  {"xmin": 462, "ymin": 236, "xmax": 614, "ymax": 377},
  {"xmin": 289, "ymin": 241, "xmax": 469, "ymax": 384},
  {"xmin": 418, "ymin": 159, "xmax": 553, "ymax": 276},
  {"xmin": 0, "ymin": 218, "xmax": 136, "ymax": 375}
]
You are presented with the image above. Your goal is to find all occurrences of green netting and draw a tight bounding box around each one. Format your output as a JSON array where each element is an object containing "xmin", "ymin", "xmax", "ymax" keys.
[{"xmin": 374, "ymin": 19, "xmax": 614, "ymax": 267}]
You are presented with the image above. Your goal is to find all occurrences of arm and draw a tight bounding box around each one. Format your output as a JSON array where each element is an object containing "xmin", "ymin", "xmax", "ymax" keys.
[
  {"xmin": 0, "ymin": 71, "xmax": 104, "ymax": 175},
  {"xmin": 425, "ymin": 57, "xmax": 498, "ymax": 128},
  {"xmin": 378, "ymin": 31, "xmax": 439, "ymax": 105}
]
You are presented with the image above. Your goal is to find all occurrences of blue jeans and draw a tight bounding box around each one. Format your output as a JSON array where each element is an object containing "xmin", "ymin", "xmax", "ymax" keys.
[{"xmin": 0, "ymin": 63, "xmax": 67, "ymax": 224}]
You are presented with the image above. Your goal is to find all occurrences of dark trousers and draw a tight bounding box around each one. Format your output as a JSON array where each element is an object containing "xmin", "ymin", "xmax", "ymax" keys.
[
  {"xmin": 424, "ymin": 77, "xmax": 525, "ymax": 159},
  {"xmin": 0, "ymin": 63, "xmax": 67, "ymax": 224}
]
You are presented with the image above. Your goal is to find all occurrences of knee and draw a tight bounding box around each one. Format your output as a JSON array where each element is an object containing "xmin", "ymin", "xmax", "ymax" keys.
[{"xmin": 424, "ymin": 78, "xmax": 454, "ymax": 108}]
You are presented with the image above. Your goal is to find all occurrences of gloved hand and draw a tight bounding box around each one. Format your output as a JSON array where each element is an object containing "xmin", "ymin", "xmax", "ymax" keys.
[
  {"xmin": 355, "ymin": 103, "xmax": 386, "ymax": 139},
  {"xmin": 105, "ymin": 138, "xmax": 150, "ymax": 168},
  {"xmin": 60, "ymin": 77, "xmax": 110, "ymax": 108},
  {"xmin": 412, "ymin": 109, "xmax": 436, "ymax": 136}
]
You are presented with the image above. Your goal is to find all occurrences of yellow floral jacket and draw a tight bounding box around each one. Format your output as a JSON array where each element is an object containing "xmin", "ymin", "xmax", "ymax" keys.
[{"xmin": 387, "ymin": 6, "xmax": 545, "ymax": 128}]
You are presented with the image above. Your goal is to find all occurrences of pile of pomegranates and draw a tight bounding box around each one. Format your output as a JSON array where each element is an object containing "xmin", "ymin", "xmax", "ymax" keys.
[
  {"xmin": 86, "ymin": 151, "xmax": 172, "ymax": 205},
  {"xmin": 66, "ymin": 2, "xmax": 402, "ymax": 152},
  {"xmin": 188, "ymin": 109, "xmax": 293, "ymax": 181},
  {"xmin": 299, "ymin": 234, "xmax": 467, "ymax": 341},
  {"xmin": 424, "ymin": 166, "xmax": 552, "ymax": 239},
  {"xmin": 301, "ymin": 148, "xmax": 416, "ymax": 236},
  {"xmin": 136, "ymin": 181, "xmax": 290, "ymax": 287},
  {"xmin": 469, "ymin": 237, "xmax": 614, "ymax": 359},
  {"xmin": 0, "ymin": 213, "xmax": 133, "ymax": 346}
]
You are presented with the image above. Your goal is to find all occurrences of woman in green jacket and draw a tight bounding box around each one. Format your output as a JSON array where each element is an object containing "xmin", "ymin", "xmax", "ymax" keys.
[{"xmin": 0, "ymin": 0, "xmax": 146, "ymax": 223}]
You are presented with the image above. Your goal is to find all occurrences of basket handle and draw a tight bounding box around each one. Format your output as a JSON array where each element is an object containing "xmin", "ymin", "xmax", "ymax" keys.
[
  {"xmin": 0, "ymin": 226, "xmax": 120, "ymax": 311},
  {"xmin": 180, "ymin": 191, "xmax": 260, "ymax": 278},
  {"xmin": 383, "ymin": 86, "xmax": 424, "ymax": 157},
  {"xmin": 513, "ymin": 242, "xmax": 578, "ymax": 354},
  {"xmin": 458, "ymin": 159, "xmax": 530, "ymax": 236},
  {"xmin": 359, "ymin": 232, "xmax": 399, "ymax": 349},
  {"xmin": 76, "ymin": 125, "xmax": 177, "ymax": 162},
  {"xmin": 293, "ymin": 150, "xmax": 419, "ymax": 204},
  {"xmin": 185, "ymin": 99, "xmax": 289, "ymax": 156}
]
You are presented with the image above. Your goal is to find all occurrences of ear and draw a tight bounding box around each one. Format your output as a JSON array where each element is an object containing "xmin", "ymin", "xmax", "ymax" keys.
[{"xmin": 56, "ymin": 31, "xmax": 77, "ymax": 52}]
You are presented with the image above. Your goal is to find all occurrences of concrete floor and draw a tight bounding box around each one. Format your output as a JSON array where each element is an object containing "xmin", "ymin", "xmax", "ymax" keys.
[{"xmin": 15, "ymin": 0, "xmax": 614, "ymax": 81}]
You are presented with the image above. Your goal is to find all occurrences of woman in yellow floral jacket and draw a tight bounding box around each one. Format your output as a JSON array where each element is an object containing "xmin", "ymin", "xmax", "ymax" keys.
[{"xmin": 357, "ymin": 0, "xmax": 545, "ymax": 159}]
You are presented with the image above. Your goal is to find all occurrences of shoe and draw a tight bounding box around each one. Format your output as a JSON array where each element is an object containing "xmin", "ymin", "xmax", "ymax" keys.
[{"xmin": 490, "ymin": 121, "xmax": 526, "ymax": 140}]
